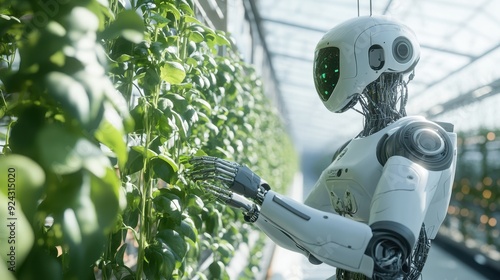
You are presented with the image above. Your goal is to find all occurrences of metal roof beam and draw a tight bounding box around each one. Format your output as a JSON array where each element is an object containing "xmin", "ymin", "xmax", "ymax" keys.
[
  {"xmin": 382, "ymin": 0, "xmax": 394, "ymax": 14},
  {"xmin": 270, "ymin": 52, "xmax": 313, "ymax": 63},
  {"xmin": 260, "ymin": 17, "xmax": 328, "ymax": 33},
  {"xmin": 420, "ymin": 44, "xmax": 476, "ymax": 59},
  {"xmin": 418, "ymin": 41, "xmax": 500, "ymax": 92},
  {"xmin": 425, "ymin": 78, "xmax": 500, "ymax": 117}
]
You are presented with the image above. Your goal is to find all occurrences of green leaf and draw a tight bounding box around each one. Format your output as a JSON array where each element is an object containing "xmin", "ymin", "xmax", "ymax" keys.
[
  {"xmin": 124, "ymin": 182, "xmax": 141, "ymax": 211},
  {"xmin": 90, "ymin": 168, "xmax": 121, "ymax": 231},
  {"xmin": 209, "ymin": 260, "xmax": 225, "ymax": 279},
  {"xmin": 94, "ymin": 105, "xmax": 127, "ymax": 169},
  {"xmin": 115, "ymin": 244, "xmax": 128, "ymax": 266},
  {"xmin": 37, "ymin": 124, "xmax": 108, "ymax": 175},
  {"xmin": 158, "ymin": 244, "xmax": 176, "ymax": 278},
  {"xmin": 116, "ymin": 54, "xmax": 133, "ymax": 62},
  {"xmin": 158, "ymin": 97, "xmax": 174, "ymax": 111},
  {"xmin": 100, "ymin": 10, "xmax": 145, "ymax": 43},
  {"xmin": 130, "ymin": 102, "xmax": 145, "ymax": 131},
  {"xmin": 150, "ymin": 157, "xmax": 177, "ymax": 183},
  {"xmin": 62, "ymin": 208, "xmax": 83, "ymax": 248},
  {"xmin": 156, "ymin": 229, "xmax": 187, "ymax": 260},
  {"xmin": 186, "ymin": 194, "xmax": 204, "ymax": 215},
  {"xmin": 123, "ymin": 148, "xmax": 143, "ymax": 175},
  {"xmin": 215, "ymin": 31, "xmax": 231, "ymax": 46},
  {"xmin": 205, "ymin": 210, "xmax": 222, "ymax": 235},
  {"xmin": 177, "ymin": 218, "xmax": 198, "ymax": 242},
  {"xmin": 63, "ymin": 6, "xmax": 99, "ymax": 33},
  {"xmin": 179, "ymin": 1, "xmax": 194, "ymax": 16},
  {"xmin": 51, "ymin": 171, "xmax": 105, "ymax": 277},
  {"xmin": 101, "ymin": 82, "xmax": 134, "ymax": 133},
  {"xmin": 131, "ymin": 145, "xmax": 158, "ymax": 160},
  {"xmin": 217, "ymin": 240, "xmax": 235, "ymax": 262},
  {"xmin": 160, "ymin": 61, "xmax": 186, "ymax": 84},
  {"xmin": 189, "ymin": 31, "xmax": 204, "ymax": 43},
  {"xmin": 206, "ymin": 122, "xmax": 219, "ymax": 134},
  {"xmin": 158, "ymin": 154, "xmax": 179, "ymax": 172},
  {"xmin": 161, "ymin": 2, "xmax": 181, "ymax": 20},
  {"xmin": 150, "ymin": 13, "xmax": 170, "ymax": 27},
  {"xmin": 171, "ymin": 110, "xmax": 189, "ymax": 139},
  {"xmin": 164, "ymin": 93, "xmax": 188, "ymax": 112},
  {"xmin": 183, "ymin": 106, "xmax": 198, "ymax": 125},
  {"xmin": 195, "ymin": 149, "xmax": 208, "ymax": 157},
  {"xmin": 45, "ymin": 71, "xmax": 90, "ymax": 126},
  {"xmin": 183, "ymin": 15, "xmax": 202, "ymax": 25},
  {"xmin": 157, "ymin": 114, "xmax": 174, "ymax": 138},
  {"xmin": 154, "ymin": 195, "xmax": 182, "ymax": 225},
  {"xmin": 112, "ymin": 266, "xmax": 134, "ymax": 280},
  {"xmin": 144, "ymin": 244, "xmax": 175, "ymax": 280}
]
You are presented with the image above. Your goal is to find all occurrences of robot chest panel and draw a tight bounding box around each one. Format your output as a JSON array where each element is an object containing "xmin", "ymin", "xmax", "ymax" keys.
[{"xmin": 323, "ymin": 136, "xmax": 384, "ymax": 222}]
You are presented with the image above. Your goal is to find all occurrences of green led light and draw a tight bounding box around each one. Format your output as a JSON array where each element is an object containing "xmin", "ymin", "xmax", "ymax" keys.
[{"xmin": 335, "ymin": 69, "xmax": 339, "ymax": 73}]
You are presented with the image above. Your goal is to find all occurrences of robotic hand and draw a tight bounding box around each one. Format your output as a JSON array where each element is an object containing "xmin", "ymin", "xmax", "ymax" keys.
[{"xmin": 189, "ymin": 156, "xmax": 270, "ymax": 222}]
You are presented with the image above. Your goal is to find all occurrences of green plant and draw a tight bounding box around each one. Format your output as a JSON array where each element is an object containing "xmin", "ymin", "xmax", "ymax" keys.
[
  {"xmin": 444, "ymin": 129, "xmax": 500, "ymax": 253},
  {"xmin": 0, "ymin": 0, "xmax": 135, "ymax": 279},
  {"xmin": 0, "ymin": 0, "xmax": 298, "ymax": 279}
]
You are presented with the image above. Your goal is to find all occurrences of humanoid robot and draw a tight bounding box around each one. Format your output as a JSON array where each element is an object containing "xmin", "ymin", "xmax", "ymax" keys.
[{"xmin": 189, "ymin": 16, "xmax": 457, "ymax": 280}]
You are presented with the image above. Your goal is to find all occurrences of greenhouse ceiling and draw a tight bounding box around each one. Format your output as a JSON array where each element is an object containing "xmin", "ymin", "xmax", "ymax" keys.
[{"xmin": 254, "ymin": 0, "xmax": 500, "ymax": 155}]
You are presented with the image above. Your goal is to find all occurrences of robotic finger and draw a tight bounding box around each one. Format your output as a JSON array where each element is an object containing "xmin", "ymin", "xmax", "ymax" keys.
[
  {"xmin": 189, "ymin": 156, "xmax": 238, "ymax": 184},
  {"xmin": 203, "ymin": 183, "xmax": 251, "ymax": 211},
  {"xmin": 188, "ymin": 156, "xmax": 269, "ymax": 203},
  {"xmin": 201, "ymin": 182, "xmax": 261, "ymax": 222}
]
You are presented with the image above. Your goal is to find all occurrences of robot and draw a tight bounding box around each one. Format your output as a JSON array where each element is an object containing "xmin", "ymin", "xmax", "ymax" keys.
[{"xmin": 189, "ymin": 16, "xmax": 457, "ymax": 280}]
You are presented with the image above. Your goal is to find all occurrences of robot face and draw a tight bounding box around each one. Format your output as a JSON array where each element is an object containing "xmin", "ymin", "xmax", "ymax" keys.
[
  {"xmin": 313, "ymin": 16, "xmax": 420, "ymax": 113},
  {"xmin": 314, "ymin": 46, "xmax": 341, "ymax": 103}
]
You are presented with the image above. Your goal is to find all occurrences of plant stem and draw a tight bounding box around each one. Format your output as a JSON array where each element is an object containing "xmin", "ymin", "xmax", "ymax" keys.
[
  {"xmin": 136, "ymin": 81, "xmax": 161, "ymax": 279},
  {"xmin": 136, "ymin": 101, "xmax": 151, "ymax": 280}
]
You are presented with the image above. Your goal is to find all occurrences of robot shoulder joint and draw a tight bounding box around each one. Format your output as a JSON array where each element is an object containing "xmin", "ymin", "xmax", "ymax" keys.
[{"xmin": 376, "ymin": 120, "xmax": 454, "ymax": 171}]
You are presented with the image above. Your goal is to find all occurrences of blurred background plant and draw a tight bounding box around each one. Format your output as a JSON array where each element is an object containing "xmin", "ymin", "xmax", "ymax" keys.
[{"xmin": 441, "ymin": 129, "xmax": 500, "ymax": 262}]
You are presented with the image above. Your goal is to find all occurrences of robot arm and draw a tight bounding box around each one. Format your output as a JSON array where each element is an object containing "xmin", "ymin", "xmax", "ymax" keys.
[
  {"xmin": 256, "ymin": 190, "xmax": 375, "ymax": 274},
  {"xmin": 367, "ymin": 120, "xmax": 456, "ymax": 278},
  {"xmin": 189, "ymin": 156, "xmax": 375, "ymax": 276},
  {"xmin": 188, "ymin": 119, "xmax": 456, "ymax": 279}
]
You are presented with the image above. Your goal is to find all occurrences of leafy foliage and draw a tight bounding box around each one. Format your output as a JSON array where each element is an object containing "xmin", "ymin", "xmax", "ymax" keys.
[{"xmin": 0, "ymin": 0, "xmax": 298, "ymax": 279}]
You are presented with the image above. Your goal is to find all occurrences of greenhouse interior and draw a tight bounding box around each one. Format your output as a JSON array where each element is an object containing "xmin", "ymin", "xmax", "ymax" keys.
[{"xmin": 0, "ymin": 0, "xmax": 499, "ymax": 279}]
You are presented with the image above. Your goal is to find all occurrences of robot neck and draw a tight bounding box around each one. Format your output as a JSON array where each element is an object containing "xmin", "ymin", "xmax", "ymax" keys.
[{"xmin": 356, "ymin": 73, "xmax": 410, "ymax": 137}]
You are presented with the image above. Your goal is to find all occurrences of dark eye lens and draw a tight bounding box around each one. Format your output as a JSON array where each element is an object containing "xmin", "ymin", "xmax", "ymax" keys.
[
  {"xmin": 393, "ymin": 36, "xmax": 413, "ymax": 63},
  {"xmin": 314, "ymin": 47, "xmax": 340, "ymax": 102}
]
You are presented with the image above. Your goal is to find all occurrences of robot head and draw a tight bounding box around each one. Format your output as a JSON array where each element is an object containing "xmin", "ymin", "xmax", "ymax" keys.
[{"xmin": 313, "ymin": 16, "xmax": 420, "ymax": 113}]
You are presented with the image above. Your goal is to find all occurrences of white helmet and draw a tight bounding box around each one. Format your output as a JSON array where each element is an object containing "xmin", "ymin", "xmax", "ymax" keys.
[{"xmin": 313, "ymin": 16, "xmax": 420, "ymax": 113}]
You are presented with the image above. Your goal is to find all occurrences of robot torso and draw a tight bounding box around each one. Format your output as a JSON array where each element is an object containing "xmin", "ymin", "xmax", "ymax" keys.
[{"xmin": 305, "ymin": 115, "xmax": 457, "ymax": 237}]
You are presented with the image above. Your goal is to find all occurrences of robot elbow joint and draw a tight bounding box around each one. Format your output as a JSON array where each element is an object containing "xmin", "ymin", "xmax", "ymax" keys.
[{"xmin": 366, "ymin": 221, "xmax": 414, "ymax": 278}]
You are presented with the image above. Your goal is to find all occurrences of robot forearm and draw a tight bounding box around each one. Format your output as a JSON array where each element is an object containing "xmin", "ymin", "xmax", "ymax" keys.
[{"xmin": 255, "ymin": 190, "xmax": 375, "ymax": 277}]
